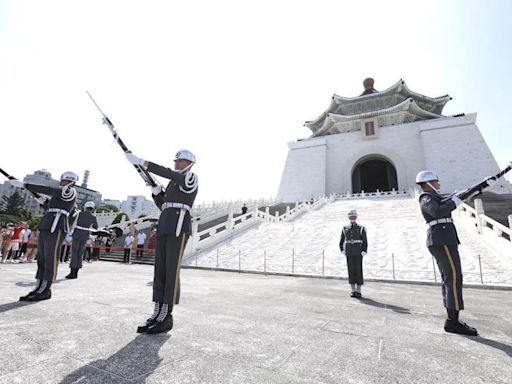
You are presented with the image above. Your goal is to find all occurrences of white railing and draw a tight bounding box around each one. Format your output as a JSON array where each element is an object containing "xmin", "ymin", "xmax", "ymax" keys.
[
  {"xmin": 457, "ymin": 201, "xmax": 512, "ymax": 242},
  {"xmin": 336, "ymin": 189, "xmax": 412, "ymax": 200},
  {"xmin": 185, "ymin": 195, "xmax": 333, "ymax": 256}
]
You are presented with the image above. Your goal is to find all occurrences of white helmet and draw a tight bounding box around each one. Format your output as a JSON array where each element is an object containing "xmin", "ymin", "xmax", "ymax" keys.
[
  {"xmin": 415, "ymin": 170, "xmax": 438, "ymax": 184},
  {"xmin": 84, "ymin": 201, "xmax": 95, "ymax": 209},
  {"xmin": 174, "ymin": 149, "xmax": 196, "ymax": 163},
  {"xmin": 347, "ymin": 209, "xmax": 357, "ymax": 217},
  {"xmin": 61, "ymin": 171, "xmax": 79, "ymax": 183}
]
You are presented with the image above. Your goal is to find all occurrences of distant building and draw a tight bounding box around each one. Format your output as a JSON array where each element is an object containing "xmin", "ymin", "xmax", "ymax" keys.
[
  {"xmin": 120, "ymin": 195, "xmax": 159, "ymax": 218},
  {"xmin": 102, "ymin": 199, "xmax": 122, "ymax": 210}
]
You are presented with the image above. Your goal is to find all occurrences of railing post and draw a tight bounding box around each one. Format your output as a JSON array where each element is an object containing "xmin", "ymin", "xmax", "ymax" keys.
[
  {"xmin": 474, "ymin": 198, "xmax": 484, "ymax": 234},
  {"xmin": 238, "ymin": 249, "xmax": 241, "ymax": 272},
  {"xmin": 322, "ymin": 250, "xmax": 325, "ymax": 277},
  {"xmin": 227, "ymin": 208, "xmax": 234, "ymax": 231},
  {"xmin": 392, "ymin": 253, "xmax": 395, "ymax": 280},
  {"xmin": 216, "ymin": 248, "xmax": 219, "ymax": 268},
  {"xmin": 191, "ymin": 221, "xmax": 199, "ymax": 251},
  {"xmin": 478, "ymin": 254, "xmax": 484, "ymax": 284},
  {"xmin": 265, "ymin": 206, "xmax": 270, "ymax": 221},
  {"xmin": 292, "ymin": 248, "xmax": 295, "ymax": 274},
  {"xmin": 508, "ymin": 215, "xmax": 512, "ymax": 244},
  {"xmin": 264, "ymin": 250, "xmax": 267, "ymax": 274},
  {"xmin": 432, "ymin": 256, "xmax": 437, "ymax": 282},
  {"xmin": 195, "ymin": 253, "xmax": 198, "ymax": 267}
]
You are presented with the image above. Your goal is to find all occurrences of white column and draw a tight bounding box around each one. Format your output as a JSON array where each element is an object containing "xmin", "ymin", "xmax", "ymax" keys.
[{"xmin": 474, "ymin": 198, "xmax": 485, "ymax": 235}]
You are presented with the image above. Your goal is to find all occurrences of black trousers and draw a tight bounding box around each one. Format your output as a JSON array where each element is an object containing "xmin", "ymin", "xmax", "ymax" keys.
[
  {"xmin": 16, "ymin": 243, "xmax": 28, "ymax": 258},
  {"xmin": 346, "ymin": 252, "xmax": 363, "ymax": 285},
  {"xmin": 153, "ymin": 233, "xmax": 188, "ymax": 308},
  {"xmin": 36, "ymin": 229, "xmax": 64, "ymax": 283},
  {"xmin": 60, "ymin": 244, "xmax": 71, "ymax": 263},
  {"xmin": 428, "ymin": 244, "xmax": 464, "ymax": 311},
  {"xmin": 136, "ymin": 244, "xmax": 144, "ymax": 258},
  {"xmin": 123, "ymin": 248, "xmax": 131, "ymax": 263},
  {"xmin": 70, "ymin": 238, "xmax": 87, "ymax": 269}
]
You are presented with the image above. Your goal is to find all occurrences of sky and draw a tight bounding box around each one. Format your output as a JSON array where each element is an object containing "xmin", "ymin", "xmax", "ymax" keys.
[{"xmin": 0, "ymin": 0, "xmax": 511, "ymax": 203}]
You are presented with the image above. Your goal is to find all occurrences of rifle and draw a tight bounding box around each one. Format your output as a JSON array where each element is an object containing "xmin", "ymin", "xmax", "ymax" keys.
[
  {"xmin": 86, "ymin": 92, "xmax": 165, "ymax": 200},
  {"xmin": 443, "ymin": 162, "xmax": 512, "ymax": 202},
  {"xmin": 0, "ymin": 168, "xmax": 49, "ymax": 207}
]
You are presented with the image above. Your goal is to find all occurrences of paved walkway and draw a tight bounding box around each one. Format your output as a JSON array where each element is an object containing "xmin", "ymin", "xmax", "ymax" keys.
[{"xmin": 0, "ymin": 262, "xmax": 511, "ymax": 383}]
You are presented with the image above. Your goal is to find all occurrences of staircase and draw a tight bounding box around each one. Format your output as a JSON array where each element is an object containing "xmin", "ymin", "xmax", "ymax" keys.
[{"xmin": 186, "ymin": 194, "xmax": 512, "ymax": 285}]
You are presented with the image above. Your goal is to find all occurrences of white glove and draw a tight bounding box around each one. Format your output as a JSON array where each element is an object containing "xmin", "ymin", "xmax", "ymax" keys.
[
  {"xmin": 151, "ymin": 185, "xmax": 164, "ymax": 195},
  {"xmin": 8, "ymin": 179, "xmax": 24, "ymax": 188},
  {"xmin": 341, "ymin": 250, "xmax": 345, "ymax": 256},
  {"xmin": 126, "ymin": 152, "xmax": 145, "ymax": 166},
  {"xmin": 451, "ymin": 196, "xmax": 463, "ymax": 207},
  {"xmin": 35, "ymin": 196, "xmax": 48, "ymax": 205},
  {"xmin": 361, "ymin": 251, "xmax": 367, "ymax": 257}
]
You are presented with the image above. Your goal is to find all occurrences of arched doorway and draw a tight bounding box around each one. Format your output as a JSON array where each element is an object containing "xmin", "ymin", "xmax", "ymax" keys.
[{"xmin": 352, "ymin": 156, "xmax": 398, "ymax": 193}]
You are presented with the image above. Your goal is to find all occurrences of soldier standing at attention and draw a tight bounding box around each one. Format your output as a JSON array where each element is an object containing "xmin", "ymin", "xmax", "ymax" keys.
[
  {"xmin": 339, "ymin": 209, "xmax": 368, "ymax": 298},
  {"xmin": 67, "ymin": 201, "xmax": 98, "ymax": 279},
  {"xmin": 9, "ymin": 172, "xmax": 78, "ymax": 301},
  {"xmin": 416, "ymin": 170, "xmax": 478, "ymax": 336},
  {"xmin": 126, "ymin": 149, "xmax": 198, "ymax": 334}
]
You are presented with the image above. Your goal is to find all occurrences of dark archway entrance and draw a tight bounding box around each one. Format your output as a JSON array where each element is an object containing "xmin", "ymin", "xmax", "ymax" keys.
[{"xmin": 352, "ymin": 158, "xmax": 398, "ymax": 193}]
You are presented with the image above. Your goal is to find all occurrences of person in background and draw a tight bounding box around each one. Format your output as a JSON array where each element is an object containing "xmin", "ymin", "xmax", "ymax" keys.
[
  {"xmin": 123, "ymin": 232, "xmax": 134, "ymax": 264},
  {"xmin": 136, "ymin": 230, "xmax": 147, "ymax": 260},
  {"xmin": 25, "ymin": 229, "xmax": 39, "ymax": 263}
]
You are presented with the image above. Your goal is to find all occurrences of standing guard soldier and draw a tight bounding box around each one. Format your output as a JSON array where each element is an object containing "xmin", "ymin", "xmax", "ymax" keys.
[
  {"xmin": 9, "ymin": 172, "xmax": 78, "ymax": 301},
  {"xmin": 416, "ymin": 170, "xmax": 478, "ymax": 336},
  {"xmin": 67, "ymin": 201, "xmax": 98, "ymax": 279},
  {"xmin": 339, "ymin": 209, "xmax": 368, "ymax": 298},
  {"xmin": 126, "ymin": 149, "xmax": 198, "ymax": 334}
]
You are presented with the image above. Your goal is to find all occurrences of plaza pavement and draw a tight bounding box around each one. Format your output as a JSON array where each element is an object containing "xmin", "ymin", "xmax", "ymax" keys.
[{"xmin": 0, "ymin": 261, "xmax": 511, "ymax": 383}]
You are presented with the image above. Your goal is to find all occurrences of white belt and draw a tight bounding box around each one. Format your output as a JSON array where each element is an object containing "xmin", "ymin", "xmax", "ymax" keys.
[
  {"xmin": 427, "ymin": 218, "xmax": 453, "ymax": 227},
  {"xmin": 74, "ymin": 225, "xmax": 93, "ymax": 232},
  {"xmin": 162, "ymin": 202, "xmax": 191, "ymax": 211},
  {"xmin": 346, "ymin": 240, "xmax": 363, "ymax": 244},
  {"xmin": 162, "ymin": 202, "xmax": 191, "ymax": 237},
  {"xmin": 47, "ymin": 208, "xmax": 70, "ymax": 233}
]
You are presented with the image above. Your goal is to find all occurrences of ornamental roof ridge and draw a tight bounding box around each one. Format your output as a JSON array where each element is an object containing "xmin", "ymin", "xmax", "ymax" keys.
[
  {"xmin": 310, "ymin": 98, "xmax": 442, "ymax": 138},
  {"xmin": 332, "ymin": 79, "xmax": 451, "ymax": 104}
]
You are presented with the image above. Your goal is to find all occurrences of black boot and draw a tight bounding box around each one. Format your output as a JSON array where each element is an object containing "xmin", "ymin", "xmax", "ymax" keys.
[
  {"xmin": 26, "ymin": 288, "xmax": 52, "ymax": 301},
  {"xmin": 137, "ymin": 318, "xmax": 158, "ymax": 333},
  {"xmin": 444, "ymin": 319, "xmax": 478, "ymax": 336},
  {"xmin": 147, "ymin": 313, "xmax": 173, "ymax": 334},
  {"xmin": 66, "ymin": 268, "xmax": 78, "ymax": 279},
  {"xmin": 19, "ymin": 280, "xmax": 42, "ymax": 301},
  {"xmin": 137, "ymin": 302, "xmax": 161, "ymax": 333}
]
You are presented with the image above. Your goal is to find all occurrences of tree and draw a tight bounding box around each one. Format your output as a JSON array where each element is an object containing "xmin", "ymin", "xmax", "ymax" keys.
[
  {"xmin": 112, "ymin": 212, "xmax": 129, "ymax": 225},
  {"xmin": 1, "ymin": 191, "xmax": 26, "ymax": 216},
  {"xmin": 28, "ymin": 215, "xmax": 43, "ymax": 229},
  {"xmin": 97, "ymin": 204, "xmax": 120, "ymax": 213}
]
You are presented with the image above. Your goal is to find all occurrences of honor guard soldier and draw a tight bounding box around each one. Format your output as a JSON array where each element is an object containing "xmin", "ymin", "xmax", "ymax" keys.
[
  {"xmin": 339, "ymin": 209, "xmax": 368, "ymax": 298},
  {"xmin": 10, "ymin": 172, "xmax": 78, "ymax": 301},
  {"xmin": 126, "ymin": 149, "xmax": 198, "ymax": 334},
  {"xmin": 66, "ymin": 201, "xmax": 98, "ymax": 279},
  {"xmin": 416, "ymin": 170, "xmax": 478, "ymax": 336}
]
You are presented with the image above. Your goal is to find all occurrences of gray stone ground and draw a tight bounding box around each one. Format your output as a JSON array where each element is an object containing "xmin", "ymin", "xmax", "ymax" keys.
[{"xmin": 0, "ymin": 262, "xmax": 511, "ymax": 384}]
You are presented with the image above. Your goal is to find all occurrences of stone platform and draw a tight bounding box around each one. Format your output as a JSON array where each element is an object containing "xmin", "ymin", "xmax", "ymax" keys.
[{"xmin": 0, "ymin": 262, "xmax": 510, "ymax": 383}]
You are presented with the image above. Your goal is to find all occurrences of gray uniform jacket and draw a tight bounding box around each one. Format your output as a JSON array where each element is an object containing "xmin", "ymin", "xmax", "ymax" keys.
[
  {"xmin": 339, "ymin": 223, "xmax": 368, "ymax": 256},
  {"xmin": 147, "ymin": 162, "xmax": 198, "ymax": 236},
  {"xmin": 419, "ymin": 191, "xmax": 460, "ymax": 246},
  {"xmin": 25, "ymin": 184, "xmax": 77, "ymax": 233},
  {"xmin": 73, "ymin": 211, "xmax": 99, "ymax": 241}
]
